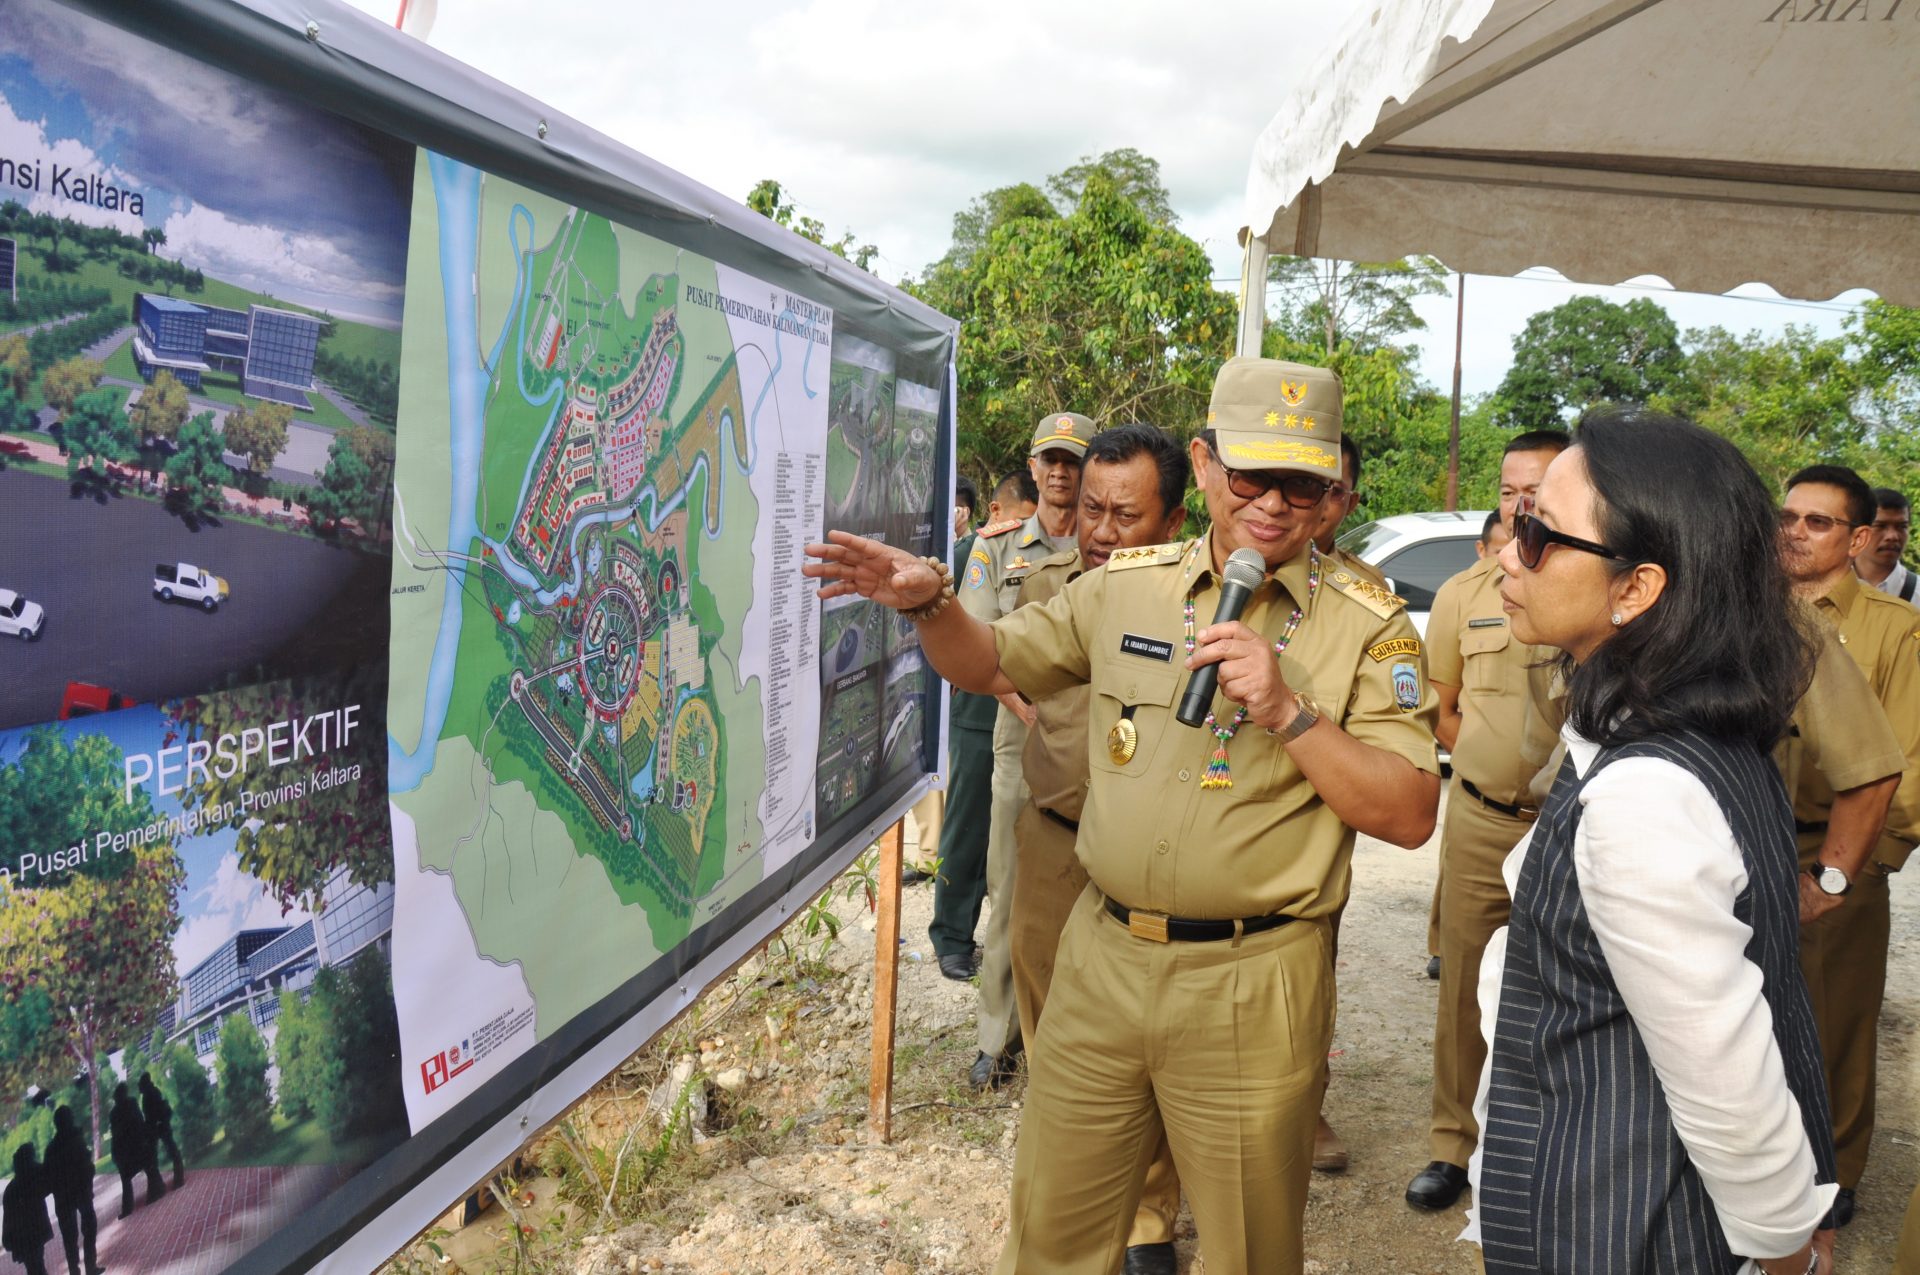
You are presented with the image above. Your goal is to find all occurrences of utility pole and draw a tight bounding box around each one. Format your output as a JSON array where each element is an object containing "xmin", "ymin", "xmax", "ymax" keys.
[{"xmin": 1445, "ymin": 272, "xmax": 1465, "ymax": 512}]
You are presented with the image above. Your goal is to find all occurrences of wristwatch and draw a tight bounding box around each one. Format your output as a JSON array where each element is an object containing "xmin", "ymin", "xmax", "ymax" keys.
[
  {"xmin": 1812, "ymin": 862, "xmax": 1851, "ymax": 897},
  {"xmin": 1267, "ymin": 692, "xmax": 1320, "ymax": 744}
]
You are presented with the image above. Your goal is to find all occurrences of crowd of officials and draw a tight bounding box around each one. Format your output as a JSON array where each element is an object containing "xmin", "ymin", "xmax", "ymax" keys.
[
  {"xmin": 3, "ymin": 1075, "xmax": 186, "ymax": 1275},
  {"xmin": 806, "ymin": 354, "xmax": 1920, "ymax": 1275}
]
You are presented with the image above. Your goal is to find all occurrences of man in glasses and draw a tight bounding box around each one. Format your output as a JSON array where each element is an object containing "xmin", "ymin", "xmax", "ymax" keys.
[
  {"xmin": 1406, "ymin": 428, "xmax": 1569, "ymax": 1213},
  {"xmin": 804, "ymin": 357, "xmax": 1440, "ymax": 1274},
  {"xmin": 1855, "ymin": 487, "xmax": 1916, "ymax": 603},
  {"xmin": 953, "ymin": 413, "xmax": 1087, "ymax": 1090},
  {"xmin": 1778, "ymin": 463, "xmax": 1920, "ymax": 1227}
]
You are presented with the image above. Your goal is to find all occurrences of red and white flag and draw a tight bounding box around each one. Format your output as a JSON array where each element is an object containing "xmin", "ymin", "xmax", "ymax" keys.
[{"xmin": 394, "ymin": 0, "xmax": 437, "ymax": 39}]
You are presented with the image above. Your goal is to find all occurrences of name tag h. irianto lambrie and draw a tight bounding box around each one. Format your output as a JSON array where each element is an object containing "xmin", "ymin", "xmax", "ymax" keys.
[{"xmin": 1120, "ymin": 633, "xmax": 1175, "ymax": 662}]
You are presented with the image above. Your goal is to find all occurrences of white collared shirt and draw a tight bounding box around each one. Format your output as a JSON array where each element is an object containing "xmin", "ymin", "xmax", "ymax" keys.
[
  {"xmin": 1865, "ymin": 559, "xmax": 1917, "ymax": 602},
  {"xmin": 1461, "ymin": 723, "xmax": 1837, "ymax": 1270}
]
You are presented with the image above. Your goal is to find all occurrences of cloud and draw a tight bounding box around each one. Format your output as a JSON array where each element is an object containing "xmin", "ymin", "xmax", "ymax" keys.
[
  {"xmin": 162, "ymin": 203, "xmax": 407, "ymax": 320},
  {"xmin": 0, "ymin": 94, "xmax": 147, "ymax": 237},
  {"xmin": 173, "ymin": 852, "xmax": 310, "ymax": 975}
]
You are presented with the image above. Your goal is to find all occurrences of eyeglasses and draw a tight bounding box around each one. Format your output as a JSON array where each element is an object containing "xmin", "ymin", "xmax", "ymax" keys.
[
  {"xmin": 1512, "ymin": 511, "xmax": 1629, "ymax": 571},
  {"xmin": 1777, "ymin": 510, "xmax": 1859, "ymax": 535},
  {"xmin": 1209, "ymin": 449, "xmax": 1332, "ymax": 510}
]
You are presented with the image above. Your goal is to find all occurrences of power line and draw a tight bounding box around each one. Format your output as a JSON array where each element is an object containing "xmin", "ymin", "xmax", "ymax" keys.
[{"xmin": 1229, "ymin": 272, "xmax": 1868, "ymax": 315}]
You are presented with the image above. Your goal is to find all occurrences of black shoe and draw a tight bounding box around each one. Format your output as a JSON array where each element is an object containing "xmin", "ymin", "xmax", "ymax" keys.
[
  {"xmin": 969, "ymin": 1049, "xmax": 1019, "ymax": 1090},
  {"xmin": 901, "ymin": 866, "xmax": 935, "ymax": 886},
  {"xmin": 1406, "ymin": 1161, "xmax": 1469, "ymax": 1210},
  {"xmin": 1122, "ymin": 1241, "xmax": 1177, "ymax": 1275},
  {"xmin": 1426, "ymin": 955, "xmax": 1441, "ymax": 980},
  {"xmin": 938, "ymin": 952, "xmax": 977, "ymax": 982},
  {"xmin": 1831, "ymin": 1186, "xmax": 1856, "ymax": 1228}
]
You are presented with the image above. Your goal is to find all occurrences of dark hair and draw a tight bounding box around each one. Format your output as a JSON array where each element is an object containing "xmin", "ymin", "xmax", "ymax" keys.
[
  {"xmin": 993, "ymin": 468, "xmax": 1038, "ymax": 507},
  {"xmin": 1338, "ymin": 434, "xmax": 1362, "ymax": 486},
  {"xmin": 1562, "ymin": 407, "xmax": 1812, "ymax": 751},
  {"xmin": 53, "ymin": 1105, "xmax": 72, "ymax": 1132},
  {"xmin": 1873, "ymin": 486, "xmax": 1910, "ymax": 516},
  {"xmin": 955, "ymin": 475, "xmax": 978, "ymax": 519},
  {"xmin": 1507, "ymin": 428, "xmax": 1572, "ymax": 457},
  {"xmin": 1786, "ymin": 464, "xmax": 1875, "ymax": 528},
  {"xmin": 1480, "ymin": 510, "xmax": 1502, "ymax": 543},
  {"xmin": 1084, "ymin": 422, "xmax": 1190, "ymax": 521}
]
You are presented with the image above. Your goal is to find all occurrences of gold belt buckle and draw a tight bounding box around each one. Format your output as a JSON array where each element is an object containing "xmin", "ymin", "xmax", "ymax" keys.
[{"xmin": 1128, "ymin": 909, "xmax": 1171, "ymax": 943}]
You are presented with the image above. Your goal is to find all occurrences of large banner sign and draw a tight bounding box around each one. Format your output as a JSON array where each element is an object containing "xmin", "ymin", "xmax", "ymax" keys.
[{"xmin": 0, "ymin": 3, "xmax": 955, "ymax": 1272}]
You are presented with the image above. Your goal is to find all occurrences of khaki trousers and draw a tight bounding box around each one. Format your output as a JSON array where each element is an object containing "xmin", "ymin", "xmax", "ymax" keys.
[
  {"xmin": 995, "ymin": 888, "xmax": 1332, "ymax": 1275},
  {"xmin": 1010, "ymin": 803, "xmax": 1181, "ymax": 1246},
  {"xmin": 1798, "ymin": 861, "xmax": 1891, "ymax": 1189},
  {"xmin": 907, "ymin": 790, "xmax": 942, "ymax": 872},
  {"xmin": 979, "ymin": 707, "xmax": 1026, "ymax": 1056},
  {"xmin": 1429, "ymin": 775, "xmax": 1535, "ymax": 1168},
  {"xmin": 1895, "ymin": 1179, "xmax": 1920, "ymax": 1274}
]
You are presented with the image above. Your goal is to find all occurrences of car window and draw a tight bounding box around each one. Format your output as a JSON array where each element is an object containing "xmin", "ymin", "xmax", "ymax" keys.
[
  {"xmin": 0, "ymin": 598, "xmax": 18, "ymax": 618},
  {"xmin": 1377, "ymin": 538, "xmax": 1481, "ymax": 611},
  {"xmin": 1335, "ymin": 520, "xmax": 1403, "ymax": 560}
]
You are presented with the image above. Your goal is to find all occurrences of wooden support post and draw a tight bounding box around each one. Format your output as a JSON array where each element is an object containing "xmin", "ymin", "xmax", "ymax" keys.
[{"xmin": 867, "ymin": 818, "xmax": 904, "ymax": 1144}]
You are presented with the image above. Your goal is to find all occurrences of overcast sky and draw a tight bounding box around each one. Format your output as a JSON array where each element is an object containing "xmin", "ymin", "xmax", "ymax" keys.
[{"xmin": 339, "ymin": 0, "xmax": 1870, "ymax": 398}]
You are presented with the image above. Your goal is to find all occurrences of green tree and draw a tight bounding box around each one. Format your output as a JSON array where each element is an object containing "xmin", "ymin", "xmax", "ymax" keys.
[
  {"xmin": 221, "ymin": 400, "xmax": 291, "ymax": 477},
  {"xmin": 1044, "ymin": 148, "xmax": 1177, "ymax": 226},
  {"xmin": 40, "ymin": 356, "xmax": 104, "ymax": 419},
  {"xmin": 744, "ymin": 179, "xmax": 878, "ymax": 271},
  {"xmin": 0, "ymin": 332, "xmax": 32, "ymax": 399},
  {"xmin": 162, "ymin": 1043, "xmax": 216, "ymax": 1157},
  {"xmin": 912, "ymin": 164, "xmax": 1234, "ymax": 483},
  {"xmin": 62, "ymin": 388, "xmax": 136, "ymax": 480},
  {"xmin": 312, "ymin": 952, "xmax": 403, "ymax": 1141},
  {"xmin": 214, "ymin": 1013, "xmax": 272, "ymax": 1154},
  {"xmin": 162, "ymin": 411, "xmax": 231, "ymax": 514},
  {"xmin": 1493, "ymin": 295, "xmax": 1686, "ymax": 429},
  {"xmin": 307, "ymin": 424, "xmax": 392, "ymax": 533},
  {"xmin": 917, "ymin": 183, "xmax": 1056, "ymax": 289},
  {"xmin": 129, "ymin": 369, "xmax": 191, "ymax": 447},
  {"xmin": 295, "ymin": 970, "xmax": 349, "ymax": 1136},
  {"xmin": 0, "ymin": 727, "xmax": 185, "ymax": 1156},
  {"xmin": 1266, "ymin": 256, "xmax": 1449, "ymax": 358},
  {"xmin": 272, "ymin": 989, "xmax": 319, "ymax": 1121}
]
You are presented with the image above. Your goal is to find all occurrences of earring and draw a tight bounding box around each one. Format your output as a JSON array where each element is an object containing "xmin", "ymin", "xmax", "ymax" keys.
[{"xmin": 1611, "ymin": 613, "xmax": 1624, "ymax": 626}]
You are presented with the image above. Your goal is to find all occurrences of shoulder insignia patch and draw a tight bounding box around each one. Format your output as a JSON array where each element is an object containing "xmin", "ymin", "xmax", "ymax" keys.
[
  {"xmin": 1106, "ymin": 542, "xmax": 1186, "ymax": 572},
  {"xmin": 1328, "ymin": 571, "xmax": 1406, "ymax": 619},
  {"xmin": 978, "ymin": 518, "xmax": 1023, "ymax": 539},
  {"xmin": 1367, "ymin": 636, "xmax": 1421, "ymax": 663}
]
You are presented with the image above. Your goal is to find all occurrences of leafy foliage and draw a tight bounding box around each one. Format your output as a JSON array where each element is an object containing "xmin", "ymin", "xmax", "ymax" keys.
[
  {"xmin": 1493, "ymin": 296, "xmax": 1687, "ymax": 429},
  {"xmin": 162, "ymin": 1043, "xmax": 215, "ymax": 1157},
  {"xmin": 162, "ymin": 410, "xmax": 231, "ymax": 513},
  {"xmin": 745, "ymin": 179, "xmax": 877, "ymax": 271},
  {"xmin": 130, "ymin": 370, "xmax": 190, "ymax": 445},
  {"xmin": 1266, "ymin": 255, "xmax": 1449, "ymax": 358},
  {"xmin": 214, "ymin": 1012, "xmax": 272, "ymax": 1153},
  {"xmin": 40, "ymin": 357, "xmax": 103, "ymax": 419},
  {"xmin": 222, "ymin": 400, "xmax": 292, "ymax": 477}
]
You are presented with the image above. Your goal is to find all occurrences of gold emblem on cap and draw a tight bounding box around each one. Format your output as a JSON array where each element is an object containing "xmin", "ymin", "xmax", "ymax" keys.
[
  {"xmin": 1207, "ymin": 409, "xmax": 1218, "ymax": 424},
  {"xmin": 1108, "ymin": 717, "xmax": 1139, "ymax": 765},
  {"xmin": 1057, "ymin": 416, "xmax": 1076, "ymax": 435},
  {"xmin": 1280, "ymin": 379, "xmax": 1308, "ymax": 406},
  {"xmin": 1264, "ymin": 410, "xmax": 1280, "ymax": 426}
]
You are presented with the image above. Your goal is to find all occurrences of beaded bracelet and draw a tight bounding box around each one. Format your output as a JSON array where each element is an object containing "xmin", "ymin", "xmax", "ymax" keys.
[{"xmin": 898, "ymin": 557, "xmax": 956, "ymax": 622}]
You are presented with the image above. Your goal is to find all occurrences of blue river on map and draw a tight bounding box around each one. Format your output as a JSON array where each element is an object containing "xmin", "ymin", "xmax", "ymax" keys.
[{"xmin": 390, "ymin": 155, "xmax": 821, "ymax": 795}]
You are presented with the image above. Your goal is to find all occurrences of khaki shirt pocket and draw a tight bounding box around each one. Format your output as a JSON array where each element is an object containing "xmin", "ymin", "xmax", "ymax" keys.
[
  {"xmin": 997, "ymin": 570, "xmax": 1031, "ymax": 614},
  {"xmin": 1089, "ymin": 663, "xmax": 1181, "ymax": 779},
  {"xmin": 1460, "ymin": 623, "xmax": 1513, "ymax": 696}
]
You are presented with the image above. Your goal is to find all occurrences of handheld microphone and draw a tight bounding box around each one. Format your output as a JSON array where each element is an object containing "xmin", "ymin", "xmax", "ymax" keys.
[{"xmin": 1175, "ymin": 547, "xmax": 1269, "ymax": 727}]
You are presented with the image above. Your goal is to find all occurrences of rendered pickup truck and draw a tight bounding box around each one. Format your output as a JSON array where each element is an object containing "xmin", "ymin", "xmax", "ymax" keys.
[{"xmin": 154, "ymin": 562, "xmax": 230, "ymax": 611}]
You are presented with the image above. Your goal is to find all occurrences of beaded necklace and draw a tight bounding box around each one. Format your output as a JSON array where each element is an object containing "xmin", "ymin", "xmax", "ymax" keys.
[{"xmin": 1181, "ymin": 545, "xmax": 1321, "ymax": 790}]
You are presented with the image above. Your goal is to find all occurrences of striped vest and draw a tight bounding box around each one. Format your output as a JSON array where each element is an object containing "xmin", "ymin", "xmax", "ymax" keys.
[{"xmin": 1478, "ymin": 730, "xmax": 1836, "ymax": 1274}]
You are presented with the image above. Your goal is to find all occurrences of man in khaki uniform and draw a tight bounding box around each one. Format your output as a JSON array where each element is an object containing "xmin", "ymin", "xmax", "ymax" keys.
[
  {"xmin": 1780, "ymin": 463, "xmax": 1920, "ymax": 1226},
  {"xmin": 956, "ymin": 412, "xmax": 1087, "ymax": 1088},
  {"xmin": 1009, "ymin": 423, "xmax": 1190, "ymax": 1275},
  {"xmin": 805, "ymin": 358, "xmax": 1442, "ymax": 1275},
  {"xmin": 1408, "ymin": 428, "xmax": 1569, "ymax": 1211}
]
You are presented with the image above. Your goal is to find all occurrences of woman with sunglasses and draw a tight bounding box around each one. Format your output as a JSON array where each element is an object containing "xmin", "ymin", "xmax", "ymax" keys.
[{"xmin": 1466, "ymin": 407, "xmax": 1838, "ymax": 1275}]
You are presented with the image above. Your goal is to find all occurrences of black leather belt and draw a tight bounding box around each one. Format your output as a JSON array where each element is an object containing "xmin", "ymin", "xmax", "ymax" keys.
[
  {"xmin": 1102, "ymin": 895, "xmax": 1294, "ymax": 944},
  {"xmin": 1041, "ymin": 807, "xmax": 1079, "ymax": 833},
  {"xmin": 1795, "ymin": 820, "xmax": 1829, "ymax": 836},
  {"xmin": 1461, "ymin": 778, "xmax": 1537, "ymax": 820}
]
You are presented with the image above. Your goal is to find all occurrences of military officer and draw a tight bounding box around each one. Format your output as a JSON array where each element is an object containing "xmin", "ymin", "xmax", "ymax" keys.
[
  {"xmin": 805, "ymin": 357, "xmax": 1442, "ymax": 1275},
  {"xmin": 1407, "ymin": 428, "xmax": 1570, "ymax": 1211},
  {"xmin": 1779, "ymin": 463, "xmax": 1920, "ymax": 1227},
  {"xmin": 1009, "ymin": 423, "xmax": 1190, "ymax": 1275},
  {"xmin": 956, "ymin": 412, "xmax": 1087, "ymax": 1088}
]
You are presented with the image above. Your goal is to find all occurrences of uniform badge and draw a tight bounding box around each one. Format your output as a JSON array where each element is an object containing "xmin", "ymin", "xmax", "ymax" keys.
[
  {"xmin": 1367, "ymin": 637, "xmax": 1421, "ymax": 662},
  {"xmin": 1008, "ymin": 556, "xmax": 1032, "ymax": 572},
  {"xmin": 964, "ymin": 556, "xmax": 988, "ymax": 589},
  {"xmin": 1280, "ymin": 378, "xmax": 1308, "ymax": 406},
  {"xmin": 1392, "ymin": 662, "xmax": 1420, "ymax": 712},
  {"xmin": 1108, "ymin": 718, "xmax": 1138, "ymax": 765}
]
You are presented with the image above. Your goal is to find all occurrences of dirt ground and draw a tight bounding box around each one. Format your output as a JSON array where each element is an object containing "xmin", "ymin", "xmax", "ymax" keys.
[{"xmin": 436, "ymin": 796, "xmax": 1918, "ymax": 1274}]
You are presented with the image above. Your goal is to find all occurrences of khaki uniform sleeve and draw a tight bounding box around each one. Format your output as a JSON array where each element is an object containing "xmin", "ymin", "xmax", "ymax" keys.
[
  {"xmin": 1339, "ymin": 608, "xmax": 1441, "ymax": 774},
  {"xmin": 957, "ymin": 539, "xmax": 1001, "ymax": 623},
  {"xmin": 1871, "ymin": 618, "xmax": 1920, "ymax": 865},
  {"xmin": 1799, "ymin": 628, "xmax": 1905, "ymax": 796},
  {"xmin": 1426, "ymin": 573, "xmax": 1466, "ymax": 687},
  {"xmin": 992, "ymin": 570, "xmax": 1096, "ymax": 703}
]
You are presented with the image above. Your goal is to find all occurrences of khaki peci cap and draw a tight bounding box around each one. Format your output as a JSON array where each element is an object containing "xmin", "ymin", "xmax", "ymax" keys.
[
  {"xmin": 1030, "ymin": 412, "xmax": 1093, "ymax": 458},
  {"xmin": 1206, "ymin": 357, "xmax": 1342, "ymax": 475}
]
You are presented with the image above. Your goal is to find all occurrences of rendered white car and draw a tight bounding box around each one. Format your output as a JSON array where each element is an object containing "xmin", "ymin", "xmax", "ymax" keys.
[
  {"xmin": 0, "ymin": 588, "xmax": 45, "ymax": 641},
  {"xmin": 1336, "ymin": 510, "xmax": 1492, "ymax": 637},
  {"xmin": 154, "ymin": 562, "xmax": 230, "ymax": 611}
]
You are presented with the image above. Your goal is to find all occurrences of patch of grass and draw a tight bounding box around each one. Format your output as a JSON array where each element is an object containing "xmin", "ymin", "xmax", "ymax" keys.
[{"xmin": 192, "ymin": 1112, "xmax": 396, "ymax": 1170}]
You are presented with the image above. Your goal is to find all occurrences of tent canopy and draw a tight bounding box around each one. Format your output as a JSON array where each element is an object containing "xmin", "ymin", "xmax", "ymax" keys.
[{"xmin": 1237, "ymin": 0, "xmax": 1920, "ymax": 350}]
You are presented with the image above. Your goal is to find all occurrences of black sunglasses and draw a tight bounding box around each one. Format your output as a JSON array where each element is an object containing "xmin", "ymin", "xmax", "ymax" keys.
[
  {"xmin": 1208, "ymin": 448, "xmax": 1332, "ymax": 510},
  {"xmin": 1512, "ymin": 511, "xmax": 1629, "ymax": 571}
]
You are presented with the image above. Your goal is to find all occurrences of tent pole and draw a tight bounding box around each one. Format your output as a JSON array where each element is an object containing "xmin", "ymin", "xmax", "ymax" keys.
[
  {"xmin": 1236, "ymin": 236, "xmax": 1269, "ymax": 359},
  {"xmin": 1445, "ymin": 273, "xmax": 1465, "ymax": 511}
]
